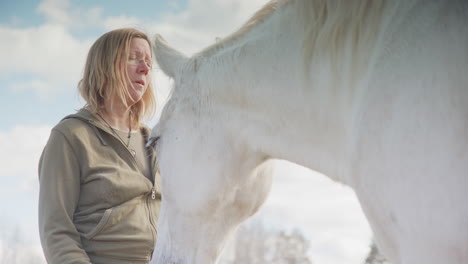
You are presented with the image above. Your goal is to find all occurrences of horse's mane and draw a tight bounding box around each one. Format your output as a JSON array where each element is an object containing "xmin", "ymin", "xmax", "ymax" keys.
[
  {"xmin": 195, "ymin": 0, "xmax": 389, "ymax": 76},
  {"xmin": 302, "ymin": 1, "xmax": 388, "ymax": 70},
  {"xmin": 230, "ymin": 0, "xmax": 286, "ymax": 42}
]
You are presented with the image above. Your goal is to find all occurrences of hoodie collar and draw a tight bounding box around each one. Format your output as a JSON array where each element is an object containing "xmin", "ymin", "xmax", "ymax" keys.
[{"xmin": 64, "ymin": 108, "xmax": 151, "ymax": 138}]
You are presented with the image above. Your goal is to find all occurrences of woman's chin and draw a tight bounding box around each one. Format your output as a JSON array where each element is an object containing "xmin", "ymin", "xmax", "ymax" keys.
[{"xmin": 129, "ymin": 88, "xmax": 146, "ymax": 103}]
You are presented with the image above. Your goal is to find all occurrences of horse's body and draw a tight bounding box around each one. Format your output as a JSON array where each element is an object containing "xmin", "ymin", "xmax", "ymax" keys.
[{"xmin": 149, "ymin": 0, "xmax": 468, "ymax": 263}]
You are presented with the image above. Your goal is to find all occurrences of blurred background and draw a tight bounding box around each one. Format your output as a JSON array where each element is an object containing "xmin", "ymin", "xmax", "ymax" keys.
[{"xmin": 0, "ymin": 0, "xmax": 382, "ymax": 263}]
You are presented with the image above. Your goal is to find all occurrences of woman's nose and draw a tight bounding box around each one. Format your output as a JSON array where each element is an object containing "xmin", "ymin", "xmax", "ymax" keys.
[{"xmin": 139, "ymin": 62, "xmax": 150, "ymax": 75}]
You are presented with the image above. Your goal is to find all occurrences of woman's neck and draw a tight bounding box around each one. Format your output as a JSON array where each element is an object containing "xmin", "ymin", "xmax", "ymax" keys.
[{"xmin": 100, "ymin": 101, "xmax": 134, "ymax": 132}]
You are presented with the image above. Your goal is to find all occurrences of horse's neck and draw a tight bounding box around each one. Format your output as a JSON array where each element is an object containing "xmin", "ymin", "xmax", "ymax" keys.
[
  {"xmin": 191, "ymin": 2, "xmax": 335, "ymax": 182},
  {"xmin": 199, "ymin": 0, "xmax": 426, "ymax": 183}
]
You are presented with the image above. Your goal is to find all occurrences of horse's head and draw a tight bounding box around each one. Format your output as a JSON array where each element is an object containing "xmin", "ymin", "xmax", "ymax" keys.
[{"xmin": 149, "ymin": 34, "xmax": 274, "ymax": 264}]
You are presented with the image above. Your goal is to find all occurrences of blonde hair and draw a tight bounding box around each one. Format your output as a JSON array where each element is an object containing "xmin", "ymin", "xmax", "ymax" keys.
[{"xmin": 78, "ymin": 28, "xmax": 156, "ymax": 128}]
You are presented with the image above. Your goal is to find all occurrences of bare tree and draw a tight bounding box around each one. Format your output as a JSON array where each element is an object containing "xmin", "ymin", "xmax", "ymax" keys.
[
  {"xmin": 364, "ymin": 241, "xmax": 389, "ymax": 264},
  {"xmin": 220, "ymin": 221, "xmax": 313, "ymax": 264},
  {"xmin": 0, "ymin": 225, "xmax": 45, "ymax": 264},
  {"xmin": 269, "ymin": 230, "xmax": 312, "ymax": 264}
]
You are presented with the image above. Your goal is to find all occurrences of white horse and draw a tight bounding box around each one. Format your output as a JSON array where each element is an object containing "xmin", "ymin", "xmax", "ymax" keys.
[{"xmin": 149, "ymin": 0, "xmax": 468, "ymax": 263}]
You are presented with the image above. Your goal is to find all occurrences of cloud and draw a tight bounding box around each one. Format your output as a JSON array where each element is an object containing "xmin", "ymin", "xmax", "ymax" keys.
[
  {"xmin": 0, "ymin": 0, "xmax": 272, "ymax": 97},
  {"xmin": 0, "ymin": 0, "xmax": 102, "ymax": 96},
  {"xmin": 0, "ymin": 126, "xmax": 51, "ymax": 251},
  {"xmin": 144, "ymin": 0, "xmax": 269, "ymax": 55},
  {"xmin": 183, "ymin": 0, "xmax": 268, "ymax": 33},
  {"xmin": 98, "ymin": 0, "xmax": 271, "ymax": 55},
  {"xmin": 36, "ymin": 0, "xmax": 104, "ymax": 30},
  {"xmin": 0, "ymin": 23, "xmax": 91, "ymax": 96},
  {"xmin": 0, "ymin": 125, "xmax": 51, "ymax": 180},
  {"xmin": 37, "ymin": 0, "xmax": 72, "ymax": 26},
  {"xmin": 102, "ymin": 15, "xmax": 142, "ymax": 31},
  {"xmin": 0, "ymin": 226, "xmax": 46, "ymax": 263}
]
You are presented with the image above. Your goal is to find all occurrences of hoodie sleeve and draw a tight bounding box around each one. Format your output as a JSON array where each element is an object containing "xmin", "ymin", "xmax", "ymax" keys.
[{"xmin": 38, "ymin": 129, "xmax": 92, "ymax": 264}]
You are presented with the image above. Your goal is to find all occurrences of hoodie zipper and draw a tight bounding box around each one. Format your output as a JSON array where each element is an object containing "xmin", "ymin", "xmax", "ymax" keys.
[
  {"xmin": 92, "ymin": 118, "xmax": 159, "ymax": 251},
  {"xmin": 66, "ymin": 111, "xmax": 158, "ymax": 199},
  {"xmin": 89, "ymin": 119, "xmax": 158, "ymax": 199},
  {"xmin": 146, "ymin": 192, "xmax": 157, "ymax": 251}
]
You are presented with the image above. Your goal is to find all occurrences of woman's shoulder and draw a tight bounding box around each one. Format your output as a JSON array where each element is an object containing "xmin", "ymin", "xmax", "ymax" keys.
[{"xmin": 52, "ymin": 108, "xmax": 97, "ymax": 137}]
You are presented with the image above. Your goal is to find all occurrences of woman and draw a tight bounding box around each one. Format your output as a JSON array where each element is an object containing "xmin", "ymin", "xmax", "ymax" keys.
[{"xmin": 38, "ymin": 28, "xmax": 161, "ymax": 264}]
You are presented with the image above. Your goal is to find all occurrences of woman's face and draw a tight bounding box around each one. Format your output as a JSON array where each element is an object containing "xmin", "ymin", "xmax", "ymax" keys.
[{"xmin": 126, "ymin": 37, "xmax": 152, "ymax": 103}]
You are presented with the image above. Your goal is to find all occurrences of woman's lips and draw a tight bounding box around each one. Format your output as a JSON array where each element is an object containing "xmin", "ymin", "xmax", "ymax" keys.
[{"xmin": 135, "ymin": 80, "xmax": 145, "ymax": 86}]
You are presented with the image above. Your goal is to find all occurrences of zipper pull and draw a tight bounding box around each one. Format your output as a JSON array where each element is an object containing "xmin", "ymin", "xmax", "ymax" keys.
[{"xmin": 151, "ymin": 187, "xmax": 156, "ymax": 200}]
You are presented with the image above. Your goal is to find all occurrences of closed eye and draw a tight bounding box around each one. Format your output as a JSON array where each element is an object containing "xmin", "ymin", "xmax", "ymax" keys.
[{"xmin": 128, "ymin": 54, "xmax": 153, "ymax": 69}]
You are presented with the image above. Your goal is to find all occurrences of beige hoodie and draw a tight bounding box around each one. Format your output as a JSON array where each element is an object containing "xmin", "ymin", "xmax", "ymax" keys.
[{"xmin": 38, "ymin": 108, "xmax": 161, "ymax": 264}]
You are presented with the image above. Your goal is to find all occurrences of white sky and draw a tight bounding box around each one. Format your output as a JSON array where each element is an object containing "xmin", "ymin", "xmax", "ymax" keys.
[{"xmin": 0, "ymin": 0, "xmax": 372, "ymax": 263}]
